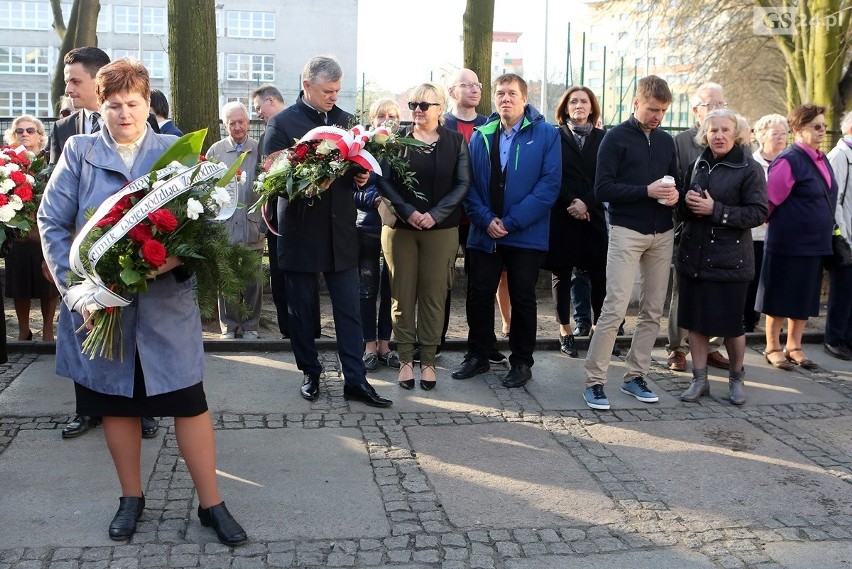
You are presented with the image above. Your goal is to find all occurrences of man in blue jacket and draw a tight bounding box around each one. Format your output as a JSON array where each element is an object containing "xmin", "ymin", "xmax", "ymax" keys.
[
  {"xmin": 451, "ymin": 73, "xmax": 561, "ymax": 388},
  {"xmin": 583, "ymin": 75, "xmax": 679, "ymax": 410}
]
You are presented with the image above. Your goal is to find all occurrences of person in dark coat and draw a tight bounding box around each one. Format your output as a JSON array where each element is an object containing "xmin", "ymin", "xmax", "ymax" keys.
[
  {"xmin": 263, "ymin": 56, "xmax": 392, "ymax": 408},
  {"xmin": 542, "ymin": 86, "xmax": 607, "ymax": 358},
  {"xmin": 676, "ymin": 109, "xmax": 767, "ymax": 405}
]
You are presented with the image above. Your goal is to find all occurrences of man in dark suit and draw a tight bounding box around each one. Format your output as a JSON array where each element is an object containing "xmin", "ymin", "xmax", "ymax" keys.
[
  {"xmin": 48, "ymin": 46, "xmax": 160, "ymax": 440},
  {"xmin": 262, "ymin": 56, "xmax": 391, "ymax": 408},
  {"xmin": 150, "ymin": 89, "xmax": 183, "ymax": 136}
]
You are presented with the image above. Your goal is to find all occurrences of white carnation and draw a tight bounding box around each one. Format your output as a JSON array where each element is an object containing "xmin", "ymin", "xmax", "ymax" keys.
[
  {"xmin": 25, "ymin": 174, "xmax": 34, "ymax": 185},
  {"xmin": 186, "ymin": 197, "xmax": 204, "ymax": 220},
  {"xmin": 0, "ymin": 204, "xmax": 14, "ymax": 222},
  {"xmin": 9, "ymin": 194, "xmax": 23, "ymax": 210},
  {"xmin": 5, "ymin": 163, "xmax": 19, "ymax": 172},
  {"xmin": 0, "ymin": 178, "xmax": 14, "ymax": 192},
  {"xmin": 211, "ymin": 186, "xmax": 231, "ymax": 207}
]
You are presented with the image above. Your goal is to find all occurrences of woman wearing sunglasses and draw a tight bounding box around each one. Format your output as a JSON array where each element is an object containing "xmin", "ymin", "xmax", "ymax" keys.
[
  {"xmin": 3, "ymin": 116, "xmax": 59, "ymax": 342},
  {"xmin": 757, "ymin": 104, "xmax": 835, "ymax": 371},
  {"xmin": 378, "ymin": 83, "xmax": 471, "ymax": 390}
]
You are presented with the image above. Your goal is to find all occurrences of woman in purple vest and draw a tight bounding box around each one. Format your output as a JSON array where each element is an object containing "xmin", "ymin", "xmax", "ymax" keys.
[{"xmin": 757, "ymin": 104, "xmax": 836, "ymax": 370}]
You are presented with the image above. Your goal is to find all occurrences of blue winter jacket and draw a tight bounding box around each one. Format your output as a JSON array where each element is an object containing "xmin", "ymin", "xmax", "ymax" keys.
[{"xmin": 464, "ymin": 105, "xmax": 561, "ymax": 253}]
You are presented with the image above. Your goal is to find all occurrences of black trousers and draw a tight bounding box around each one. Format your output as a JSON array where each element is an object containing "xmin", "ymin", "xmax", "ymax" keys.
[{"xmin": 466, "ymin": 246, "xmax": 543, "ymax": 367}]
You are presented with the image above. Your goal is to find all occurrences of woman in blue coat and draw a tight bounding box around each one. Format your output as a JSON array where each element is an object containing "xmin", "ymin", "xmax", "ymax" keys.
[{"xmin": 38, "ymin": 58, "xmax": 246, "ymax": 546}]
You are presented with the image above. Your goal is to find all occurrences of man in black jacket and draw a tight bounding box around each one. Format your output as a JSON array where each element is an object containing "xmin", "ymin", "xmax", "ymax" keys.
[
  {"xmin": 48, "ymin": 46, "xmax": 160, "ymax": 439},
  {"xmin": 583, "ymin": 75, "xmax": 679, "ymax": 410},
  {"xmin": 263, "ymin": 56, "xmax": 392, "ymax": 408}
]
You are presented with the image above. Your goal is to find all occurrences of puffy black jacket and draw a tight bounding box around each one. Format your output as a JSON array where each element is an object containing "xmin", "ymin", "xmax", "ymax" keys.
[{"xmin": 675, "ymin": 145, "xmax": 768, "ymax": 282}]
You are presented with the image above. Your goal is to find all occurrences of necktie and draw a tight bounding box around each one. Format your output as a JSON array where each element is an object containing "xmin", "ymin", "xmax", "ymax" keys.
[
  {"xmin": 90, "ymin": 112, "xmax": 101, "ymax": 134},
  {"xmin": 234, "ymin": 143, "xmax": 244, "ymax": 152},
  {"xmin": 321, "ymin": 112, "xmax": 328, "ymax": 125}
]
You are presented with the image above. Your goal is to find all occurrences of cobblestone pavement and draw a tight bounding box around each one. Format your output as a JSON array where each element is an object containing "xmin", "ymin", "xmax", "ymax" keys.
[{"xmin": 1, "ymin": 343, "xmax": 851, "ymax": 568}]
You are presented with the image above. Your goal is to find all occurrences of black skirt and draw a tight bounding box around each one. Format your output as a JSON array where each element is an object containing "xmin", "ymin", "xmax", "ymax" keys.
[
  {"xmin": 4, "ymin": 239, "xmax": 60, "ymax": 299},
  {"xmin": 755, "ymin": 253, "xmax": 823, "ymax": 319},
  {"xmin": 678, "ymin": 274, "xmax": 748, "ymax": 337},
  {"xmin": 75, "ymin": 353, "xmax": 208, "ymax": 417}
]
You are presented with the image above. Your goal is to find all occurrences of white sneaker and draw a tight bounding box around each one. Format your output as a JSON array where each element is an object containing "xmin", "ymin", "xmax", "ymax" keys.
[
  {"xmin": 242, "ymin": 331, "xmax": 258, "ymax": 340},
  {"xmin": 220, "ymin": 332, "xmax": 236, "ymax": 339}
]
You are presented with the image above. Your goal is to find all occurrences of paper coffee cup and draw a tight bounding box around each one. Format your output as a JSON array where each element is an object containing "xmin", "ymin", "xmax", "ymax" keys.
[{"xmin": 659, "ymin": 175, "xmax": 675, "ymax": 204}]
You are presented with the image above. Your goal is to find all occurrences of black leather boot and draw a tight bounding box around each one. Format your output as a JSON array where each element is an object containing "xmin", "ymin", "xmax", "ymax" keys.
[
  {"xmin": 198, "ymin": 501, "xmax": 248, "ymax": 546},
  {"xmin": 108, "ymin": 495, "xmax": 145, "ymax": 541}
]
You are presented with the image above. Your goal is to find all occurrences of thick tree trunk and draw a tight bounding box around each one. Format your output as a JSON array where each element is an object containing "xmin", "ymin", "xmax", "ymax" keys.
[
  {"xmin": 50, "ymin": 0, "xmax": 101, "ymax": 113},
  {"xmin": 463, "ymin": 0, "xmax": 495, "ymax": 116},
  {"xmin": 168, "ymin": 0, "xmax": 219, "ymax": 151}
]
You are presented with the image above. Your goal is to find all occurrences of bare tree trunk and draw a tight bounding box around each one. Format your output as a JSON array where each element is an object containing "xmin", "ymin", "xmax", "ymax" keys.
[
  {"xmin": 50, "ymin": 0, "xmax": 67, "ymax": 39},
  {"xmin": 168, "ymin": 0, "xmax": 219, "ymax": 152},
  {"xmin": 50, "ymin": 0, "xmax": 100, "ymax": 113},
  {"xmin": 463, "ymin": 0, "xmax": 495, "ymax": 116}
]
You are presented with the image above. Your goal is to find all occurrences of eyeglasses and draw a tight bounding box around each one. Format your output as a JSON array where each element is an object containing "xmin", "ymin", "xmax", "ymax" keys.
[
  {"xmin": 252, "ymin": 97, "xmax": 270, "ymax": 112},
  {"xmin": 810, "ymin": 123, "xmax": 827, "ymax": 132},
  {"xmin": 408, "ymin": 101, "xmax": 440, "ymax": 112},
  {"xmin": 457, "ymin": 82, "xmax": 483, "ymax": 90},
  {"xmin": 15, "ymin": 127, "xmax": 37, "ymax": 135},
  {"xmin": 697, "ymin": 101, "xmax": 727, "ymax": 110}
]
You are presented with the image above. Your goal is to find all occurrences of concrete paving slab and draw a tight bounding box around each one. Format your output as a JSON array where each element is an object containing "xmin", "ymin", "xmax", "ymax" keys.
[
  {"xmin": 531, "ymin": 353, "xmax": 681, "ymax": 410},
  {"xmin": 185, "ymin": 428, "xmax": 390, "ymax": 543},
  {"xmin": 0, "ymin": 355, "xmax": 75, "ymax": 417},
  {"xmin": 506, "ymin": 549, "xmax": 717, "ymax": 568},
  {"xmin": 650, "ymin": 348, "xmax": 846, "ymax": 406},
  {"xmin": 363, "ymin": 363, "xmax": 505, "ymax": 413},
  {"xmin": 764, "ymin": 541, "xmax": 852, "ymax": 568},
  {"xmin": 204, "ymin": 353, "xmax": 306, "ymax": 414},
  {"xmin": 791, "ymin": 416, "xmax": 852, "ymax": 456},
  {"xmin": 408, "ymin": 422, "xmax": 624, "ymax": 529},
  {"xmin": 587, "ymin": 418, "xmax": 852, "ymax": 523},
  {"xmin": 0, "ymin": 430, "xmax": 160, "ymax": 548}
]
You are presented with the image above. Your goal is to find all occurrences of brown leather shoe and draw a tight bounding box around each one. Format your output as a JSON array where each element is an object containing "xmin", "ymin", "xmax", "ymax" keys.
[
  {"xmin": 667, "ymin": 352, "xmax": 687, "ymax": 372},
  {"xmin": 707, "ymin": 351, "xmax": 731, "ymax": 370}
]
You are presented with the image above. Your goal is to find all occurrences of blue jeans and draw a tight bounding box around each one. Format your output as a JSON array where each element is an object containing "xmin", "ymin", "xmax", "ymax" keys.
[{"xmin": 358, "ymin": 230, "xmax": 392, "ymax": 343}]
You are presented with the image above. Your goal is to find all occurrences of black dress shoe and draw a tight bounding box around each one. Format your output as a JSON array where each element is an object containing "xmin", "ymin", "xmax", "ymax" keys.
[
  {"xmin": 502, "ymin": 363, "xmax": 532, "ymax": 388},
  {"xmin": 560, "ymin": 335, "xmax": 579, "ymax": 358},
  {"xmin": 62, "ymin": 415, "xmax": 102, "ymax": 439},
  {"xmin": 343, "ymin": 382, "xmax": 393, "ymax": 407},
  {"xmin": 451, "ymin": 355, "xmax": 489, "ymax": 379},
  {"xmin": 141, "ymin": 417, "xmax": 159, "ymax": 439},
  {"xmin": 198, "ymin": 501, "xmax": 248, "ymax": 546},
  {"xmin": 108, "ymin": 495, "xmax": 145, "ymax": 541},
  {"xmin": 572, "ymin": 326, "xmax": 591, "ymax": 337},
  {"xmin": 300, "ymin": 372, "xmax": 321, "ymax": 401},
  {"xmin": 824, "ymin": 343, "xmax": 852, "ymax": 360}
]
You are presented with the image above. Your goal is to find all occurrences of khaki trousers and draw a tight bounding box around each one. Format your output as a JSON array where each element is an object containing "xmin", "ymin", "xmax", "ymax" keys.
[
  {"xmin": 585, "ymin": 225, "xmax": 674, "ymax": 386},
  {"xmin": 382, "ymin": 226, "xmax": 458, "ymax": 366}
]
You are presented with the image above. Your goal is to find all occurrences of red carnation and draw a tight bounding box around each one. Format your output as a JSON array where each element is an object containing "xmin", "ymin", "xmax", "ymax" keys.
[
  {"xmin": 9, "ymin": 171, "xmax": 26, "ymax": 184},
  {"xmin": 198, "ymin": 155, "xmax": 207, "ymax": 162},
  {"xmin": 14, "ymin": 183, "xmax": 32, "ymax": 202},
  {"xmin": 0, "ymin": 194, "xmax": 8, "ymax": 206},
  {"xmin": 128, "ymin": 223, "xmax": 153, "ymax": 243},
  {"xmin": 292, "ymin": 143, "xmax": 310, "ymax": 162},
  {"xmin": 140, "ymin": 239, "xmax": 167, "ymax": 267},
  {"xmin": 148, "ymin": 209, "xmax": 178, "ymax": 233},
  {"xmin": 95, "ymin": 213, "xmax": 121, "ymax": 228}
]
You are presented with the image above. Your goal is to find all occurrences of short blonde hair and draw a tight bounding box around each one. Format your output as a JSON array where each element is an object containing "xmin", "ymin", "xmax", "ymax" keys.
[
  {"xmin": 694, "ymin": 109, "xmax": 748, "ymax": 147},
  {"xmin": 3, "ymin": 115, "xmax": 48, "ymax": 151},
  {"xmin": 409, "ymin": 82, "xmax": 447, "ymax": 124},
  {"xmin": 369, "ymin": 97, "xmax": 401, "ymax": 124},
  {"xmin": 752, "ymin": 113, "xmax": 789, "ymax": 145}
]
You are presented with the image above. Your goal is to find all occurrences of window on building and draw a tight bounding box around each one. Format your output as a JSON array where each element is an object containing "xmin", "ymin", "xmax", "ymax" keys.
[
  {"xmin": 114, "ymin": 5, "xmax": 140, "ymax": 34},
  {"xmin": 226, "ymin": 11, "xmax": 275, "ymax": 39},
  {"xmin": 0, "ymin": 47, "xmax": 49, "ymax": 74},
  {"xmin": 226, "ymin": 54, "xmax": 274, "ymax": 82},
  {"xmin": 0, "ymin": 1, "xmax": 51, "ymax": 30},
  {"xmin": 142, "ymin": 7, "xmax": 166, "ymax": 34},
  {"xmin": 0, "ymin": 90, "xmax": 49, "ymax": 116},
  {"xmin": 588, "ymin": 77, "xmax": 602, "ymax": 89},
  {"xmin": 144, "ymin": 51, "xmax": 167, "ymax": 79},
  {"xmin": 667, "ymin": 55, "xmax": 678, "ymax": 66},
  {"xmin": 588, "ymin": 60, "xmax": 602, "ymax": 71}
]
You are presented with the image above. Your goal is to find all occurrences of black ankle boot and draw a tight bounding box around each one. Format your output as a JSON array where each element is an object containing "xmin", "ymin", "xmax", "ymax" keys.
[
  {"xmin": 108, "ymin": 495, "xmax": 145, "ymax": 541},
  {"xmin": 198, "ymin": 501, "xmax": 248, "ymax": 546}
]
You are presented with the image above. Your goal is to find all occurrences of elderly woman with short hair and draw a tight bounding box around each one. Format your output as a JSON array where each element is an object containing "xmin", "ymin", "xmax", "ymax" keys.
[
  {"xmin": 3, "ymin": 115, "xmax": 59, "ymax": 342},
  {"xmin": 676, "ymin": 109, "xmax": 767, "ymax": 404},
  {"xmin": 38, "ymin": 58, "xmax": 247, "ymax": 545},
  {"xmin": 744, "ymin": 114, "xmax": 789, "ymax": 332},
  {"xmin": 378, "ymin": 82, "xmax": 470, "ymax": 390},
  {"xmin": 757, "ymin": 104, "xmax": 835, "ymax": 371}
]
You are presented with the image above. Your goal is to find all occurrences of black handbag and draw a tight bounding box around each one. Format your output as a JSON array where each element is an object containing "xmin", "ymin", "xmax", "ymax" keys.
[{"xmin": 791, "ymin": 145, "xmax": 852, "ymax": 268}]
